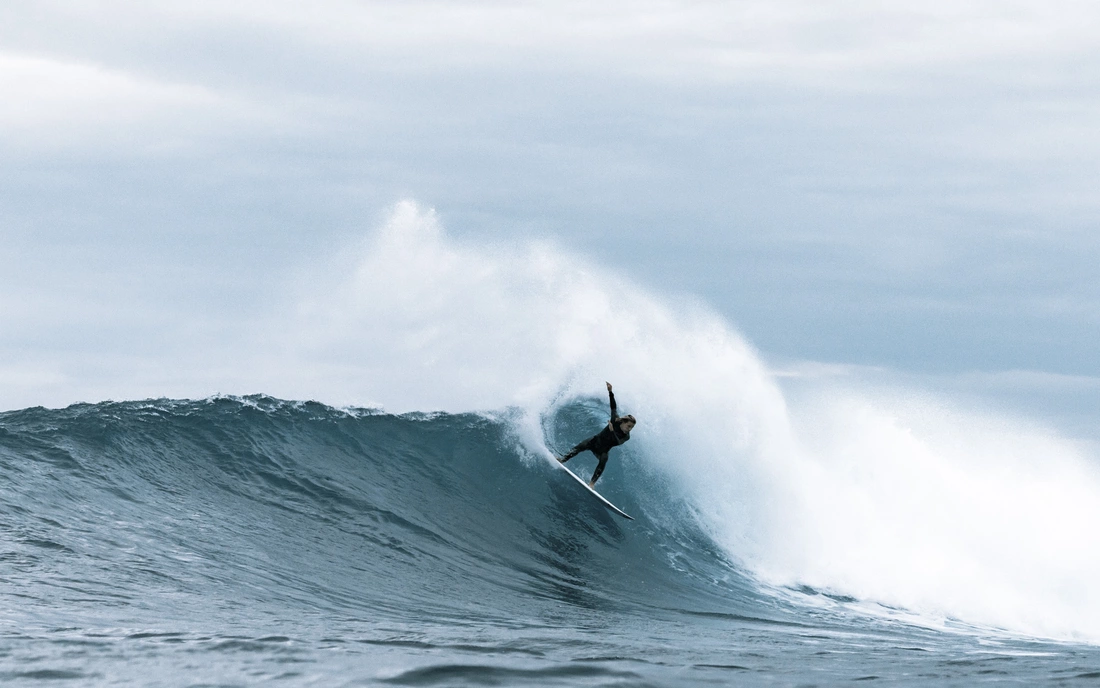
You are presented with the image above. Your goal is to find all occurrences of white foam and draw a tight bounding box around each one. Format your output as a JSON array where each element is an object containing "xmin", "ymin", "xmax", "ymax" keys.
[
  {"xmin": 768, "ymin": 391, "xmax": 1100, "ymax": 642},
  {"xmin": 283, "ymin": 200, "xmax": 1100, "ymax": 643}
]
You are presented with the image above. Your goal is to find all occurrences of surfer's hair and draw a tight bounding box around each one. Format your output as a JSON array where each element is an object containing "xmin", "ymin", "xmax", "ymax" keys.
[{"xmin": 619, "ymin": 415, "xmax": 636, "ymax": 426}]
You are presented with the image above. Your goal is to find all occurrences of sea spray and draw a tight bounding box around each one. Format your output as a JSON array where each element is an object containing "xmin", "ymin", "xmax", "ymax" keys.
[
  {"xmin": 772, "ymin": 389, "xmax": 1100, "ymax": 641},
  {"xmin": 282, "ymin": 201, "xmax": 1100, "ymax": 643}
]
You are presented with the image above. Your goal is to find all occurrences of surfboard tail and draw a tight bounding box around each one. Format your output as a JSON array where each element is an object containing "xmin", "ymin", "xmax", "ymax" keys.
[{"xmin": 555, "ymin": 460, "xmax": 633, "ymax": 520}]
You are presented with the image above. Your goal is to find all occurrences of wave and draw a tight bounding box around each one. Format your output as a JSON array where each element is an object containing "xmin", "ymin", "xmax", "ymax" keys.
[
  {"xmin": 7, "ymin": 201, "xmax": 1100, "ymax": 646},
  {"xmin": 0, "ymin": 396, "xmax": 780, "ymax": 635}
]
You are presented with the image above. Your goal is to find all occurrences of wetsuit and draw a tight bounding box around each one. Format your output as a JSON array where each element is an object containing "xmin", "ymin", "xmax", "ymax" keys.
[{"xmin": 559, "ymin": 388, "xmax": 632, "ymax": 486}]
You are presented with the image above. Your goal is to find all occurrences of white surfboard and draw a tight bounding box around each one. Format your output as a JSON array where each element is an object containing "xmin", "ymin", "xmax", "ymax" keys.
[{"xmin": 554, "ymin": 460, "xmax": 634, "ymax": 520}]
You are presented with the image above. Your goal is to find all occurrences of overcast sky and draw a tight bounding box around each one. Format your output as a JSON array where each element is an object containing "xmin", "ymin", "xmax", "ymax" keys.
[{"xmin": 3, "ymin": 1, "xmax": 1100, "ymax": 411}]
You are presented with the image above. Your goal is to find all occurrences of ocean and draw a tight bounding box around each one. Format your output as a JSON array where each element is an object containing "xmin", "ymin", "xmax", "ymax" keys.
[{"xmin": 3, "ymin": 393, "xmax": 1100, "ymax": 686}]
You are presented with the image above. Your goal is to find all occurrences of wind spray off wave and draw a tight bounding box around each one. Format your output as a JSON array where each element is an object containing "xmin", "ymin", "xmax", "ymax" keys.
[{"xmin": 274, "ymin": 201, "xmax": 1100, "ymax": 644}]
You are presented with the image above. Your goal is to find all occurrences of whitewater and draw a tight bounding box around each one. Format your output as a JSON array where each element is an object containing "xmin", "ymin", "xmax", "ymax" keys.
[{"xmin": 3, "ymin": 202, "xmax": 1100, "ymax": 685}]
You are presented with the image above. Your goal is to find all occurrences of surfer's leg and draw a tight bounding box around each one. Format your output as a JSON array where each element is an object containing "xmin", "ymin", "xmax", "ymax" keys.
[
  {"xmin": 560, "ymin": 437, "xmax": 594, "ymax": 463},
  {"xmin": 589, "ymin": 453, "xmax": 609, "ymax": 486}
]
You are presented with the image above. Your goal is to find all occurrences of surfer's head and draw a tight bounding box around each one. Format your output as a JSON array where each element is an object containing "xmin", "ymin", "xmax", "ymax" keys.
[{"xmin": 618, "ymin": 415, "xmax": 636, "ymax": 433}]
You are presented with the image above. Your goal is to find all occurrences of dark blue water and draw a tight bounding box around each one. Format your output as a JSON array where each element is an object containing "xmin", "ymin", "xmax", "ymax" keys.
[{"xmin": 2, "ymin": 396, "xmax": 1099, "ymax": 686}]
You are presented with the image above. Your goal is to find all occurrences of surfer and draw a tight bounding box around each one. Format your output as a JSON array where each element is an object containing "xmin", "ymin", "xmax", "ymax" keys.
[{"xmin": 558, "ymin": 382, "xmax": 636, "ymax": 487}]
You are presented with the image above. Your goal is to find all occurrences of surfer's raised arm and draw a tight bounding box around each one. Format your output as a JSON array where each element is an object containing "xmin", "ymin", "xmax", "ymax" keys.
[{"xmin": 606, "ymin": 381, "xmax": 618, "ymax": 421}]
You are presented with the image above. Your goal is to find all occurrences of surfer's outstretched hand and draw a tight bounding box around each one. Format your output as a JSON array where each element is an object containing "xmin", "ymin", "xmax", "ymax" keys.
[{"xmin": 606, "ymin": 381, "xmax": 613, "ymax": 392}]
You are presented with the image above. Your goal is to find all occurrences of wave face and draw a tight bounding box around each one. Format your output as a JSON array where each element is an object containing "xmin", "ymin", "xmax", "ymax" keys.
[{"xmin": 3, "ymin": 395, "xmax": 1100, "ymax": 686}]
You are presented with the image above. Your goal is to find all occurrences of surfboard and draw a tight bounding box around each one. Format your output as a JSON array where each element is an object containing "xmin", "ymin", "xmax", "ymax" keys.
[{"xmin": 554, "ymin": 460, "xmax": 634, "ymax": 520}]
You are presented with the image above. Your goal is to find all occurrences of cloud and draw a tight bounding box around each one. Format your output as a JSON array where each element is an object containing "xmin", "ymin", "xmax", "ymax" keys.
[
  {"xmin": 0, "ymin": 52, "xmax": 253, "ymax": 150},
  {"xmin": 8, "ymin": 2, "xmax": 1100, "ymax": 89},
  {"xmin": 3, "ymin": 0, "xmax": 1100, "ymax": 395}
]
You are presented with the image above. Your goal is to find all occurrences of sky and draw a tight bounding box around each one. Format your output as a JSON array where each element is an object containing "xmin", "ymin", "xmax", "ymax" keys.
[{"xmin": 3, "ymin": 1, "xmax": 1100, "ymax": 412}]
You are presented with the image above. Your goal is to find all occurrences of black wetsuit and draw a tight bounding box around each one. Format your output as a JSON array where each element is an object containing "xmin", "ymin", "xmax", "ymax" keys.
[{"xmin": 559, "ymin": 389, "xmax": 631, "ymax": 486}]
